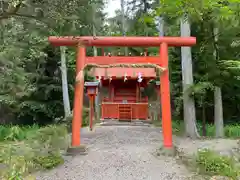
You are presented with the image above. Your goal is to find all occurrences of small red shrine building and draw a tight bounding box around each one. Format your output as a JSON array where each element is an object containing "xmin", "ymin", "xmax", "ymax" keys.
[{"xmin": 91, "ymin": 67, "xmax": 156, "ymax": 121}]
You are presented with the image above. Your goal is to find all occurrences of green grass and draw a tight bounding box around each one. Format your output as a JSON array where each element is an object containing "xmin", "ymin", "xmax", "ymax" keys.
[
  {"xmin": 153, "ymin": 120, "xmax": 240, "ymax": 138},
  {"xmin": 55, "ymin": 107, "xmax": 90, "ymax": 131},
  {"xmin": 0, "ymin": 109, "xmax": 90, "ymax": 180},
  {"xmin": 0, "ymin": 124, "xmax": 68, "ymax": 180},
  {"xmin": 154, "ymin": 120, "xmax": 240, "ymax": 178},
  {"xmin": 153, "ymin": 120, "xmax": 185, "ymax": 135},
  {"xmin": 199, "ymin": 124, "xmax": 240, "ymax": 138},
  {"xmin": 0, "ymin": 124, "xmax": 40, "ymax": 141},
  {"xmin": 195, "ymin": 149, "xmax": 240, "ymax": 178}
]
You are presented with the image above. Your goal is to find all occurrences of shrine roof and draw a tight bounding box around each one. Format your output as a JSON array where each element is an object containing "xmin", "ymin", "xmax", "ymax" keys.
[{"xmin": 90, "ymin": 67, "xmax": 156, "ymax": 78}]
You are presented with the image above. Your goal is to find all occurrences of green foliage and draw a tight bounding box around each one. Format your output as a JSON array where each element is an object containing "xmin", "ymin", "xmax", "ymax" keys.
[
  {"xmin": 149, "ymin": 0, "xmax": 240, "ymax": 122},
  {"xmin": 153, "ymin": 120, "xmax": 184, "ymax": 135},
  {"xmin": 33, "ymin": 152, "xmax": 64, "ymax": 170},
  {"xmin": 172, "ymin": 120, "xmax": 185, "ymax": 135},
  {"xmin": 198, "ymin": 124, "xmax": 240, "ymax": 138},
  {"xmin": 0, "ymin": 0, "xmax": 106, "ymax": 125},
  {"xmin": 26, "ymin": 124, "xmax": 69, "ymax": 152},
  {"xmin": 55, "ymin": 107, "xmax": 90, "ymax": 132},
  {"xmin": 189, "ymin": 82, "xmax": 214, "ymax": 97},
  {"xmin": 196, "ymin": 149, "xmax": 240, "ymax": 178},
  {"xmin": 157, "ymin": 0, "xmax": 240, "ymax": 21},
  {"xmin": 225, "ymin": 125, "xmax": 240, "ymax": 138},
  {"xmin": 0, "ymin": 124, "xmax": 39, "ymax": 141},
  {"xmin": 0, "ymin": 0, "xmax": 239, "ymax": 127},
  {"xmin": 0, "ymin": 124, "xmax": 68, "ymax": 180},
  {"xmin": 154, "ymin": 119, "xmax": 240, "ymax": 138}
]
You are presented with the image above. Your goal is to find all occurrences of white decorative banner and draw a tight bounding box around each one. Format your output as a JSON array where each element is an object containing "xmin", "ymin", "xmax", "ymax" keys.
[
  {"xmin": 124, "ymin": 73, "xmax": 128, "ymax": 82},
  {"xmin": 137, "ymin": 72, "xmax": 143, "ymax": 83},
  {"xmin": 109, "ymin": 76, "xmax": 112, "ymax": 82}
]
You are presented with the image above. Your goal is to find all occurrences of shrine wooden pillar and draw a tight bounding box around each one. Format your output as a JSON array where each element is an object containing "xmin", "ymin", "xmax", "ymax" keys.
[
  {"xmin": 136, "ymin": 82, "xmax": 139, "ymax": 102},
  {"xmin": 89, "ymin": 95, "xmax": 94, "ymax": 131},
  {"xmin": 159, "ymin": 43, "xmax": 173, "ymax": 148},
  {"xmin": 109, "ymin": 82, "xmax": 114, "ymax": 101},
  {"xmin": 111, "ymin": 85, "xmax": 114, "ymax": 101},
  {"xmin": 72, "ymin": 45, "xmax": 85, "ymax": 147}
]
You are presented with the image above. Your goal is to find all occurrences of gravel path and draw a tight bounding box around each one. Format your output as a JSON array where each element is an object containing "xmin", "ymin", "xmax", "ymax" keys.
[{"xmin": 37, "ymin": 126, "xmax": 195, "ymax": 180}]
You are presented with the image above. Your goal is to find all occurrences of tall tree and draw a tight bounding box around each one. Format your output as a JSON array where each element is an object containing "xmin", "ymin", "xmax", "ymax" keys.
[
  {"xmin": 121, "ymin": 0, "xmax": 128, "ymax": 55},
  {"xmin": 180, "ymin": 15, "xmax": 199, "ymax": 138},
  {"xmin": 0, "ymin": 0, "xmax": 106, "ymax": 124},
  {"xmin": 212, "ymin": 26, "xmax": 224, "ymax": 137},
  {"xmin": 91, "ymin": 0, "xmax": 100, "ymax": 121},
  {"xmin": 157, "ymin": 0, "xmax": 164, "ymax": 120},
  {"xmin": 60, "ymin": 46, "xmax": 71, "ymax": 118},
  {"xmin": 158, "ymin": 16, "xmax": 164, "ymax": 36}
]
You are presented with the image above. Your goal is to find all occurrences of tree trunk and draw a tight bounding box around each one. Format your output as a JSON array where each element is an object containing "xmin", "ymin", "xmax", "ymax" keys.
[
  {"xmin": 92, "ymin": 3, "xmax": 97, "ymax": 56},
  {"xmin": 180, "ymin": 15, "xmax": 199, "ymax": 138},
  {"xmin": 158, "ymin": 17, "xmax": 164, "ymax": 37},
  {"xmin": 92, "ymin": 2, "xmax": 100, "ymax": 121},
  {"xmin": 60, "ymin": 46, "xmax": 71, "ymax": 118},
  {"xmin": 214, "ymin": 87, "xmax": 224, "ymax": 137},
  {"xmin": 212, "ymin": 27, "xmax": 224, "ymax": 138},
  {"xmin": 121, "ymin": 0, "xmax": 128, "ymax": 55},
  {"xmin": 202, "ymin": 100, "xmax": 206, "ymax": 136},
  {"xmin": 157, "ymin": 9, "xmax": 164, "ymax": 120}
]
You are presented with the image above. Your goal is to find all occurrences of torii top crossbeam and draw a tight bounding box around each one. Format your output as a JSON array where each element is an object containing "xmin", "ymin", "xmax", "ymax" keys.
[{"xmin": 48, "ymin": 36, "xmax": 196, "ymax": 47}]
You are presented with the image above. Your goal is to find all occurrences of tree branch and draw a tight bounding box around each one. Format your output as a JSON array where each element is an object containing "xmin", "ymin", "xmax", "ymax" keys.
[
  {"xmin": 14, "ymin": 13, "xmax": 39, "ymax": 19},
  {"xmin": 1, "ymin": 11, "xmax": 56, "ymax": 34},
  {"xmin": 0, "ymin": 1, "xmax": 23, "ymax": 20}
]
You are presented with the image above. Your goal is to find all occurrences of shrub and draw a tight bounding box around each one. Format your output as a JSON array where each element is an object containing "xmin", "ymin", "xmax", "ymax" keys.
[
  {"xmin": 197, "ymin": 124, "xmax": 240, "ymax": 138},
  {"xmin": 154, "ymin": 120, "xmax": 240, "ymax": 138},
  {"xmin": 55, "ymin": 107, "xmax": 90, "ymax": 132},
  {"xmin": 0, "ymin": 124, "xmax": 39, "ymax": 141},
  {"xmin": 196, "ymin": 149, "xmax": 240, "ymax": 178},
  {"xmin": 153, "ymin": 120, "xmax": 184, "ymax": 135},
  {"xmin": 172, "ymin": 120, "xmax": 184, "ymax": 135},
  {"xmin": 26, "ymin": 124, "xmax": 69, "ymax": 153},
  {"xmin": 33, "ymin": 152, "xmax": 64, "ymax": 169},
  {"xmin": 0, "ymin": 125, "xmax": 68, "ymax": 180},
  {"xmin": 225, "ymin": 124, "xmax": 240, "ymax": 138}
]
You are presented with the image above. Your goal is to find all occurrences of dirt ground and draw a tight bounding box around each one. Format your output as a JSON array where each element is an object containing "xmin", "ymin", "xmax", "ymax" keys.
[
  {"xmin": 37, "ymin": 126, "xmax": 198, "ymax": 180},
  {"xmin": 176, "ymin": 137, "xmax": 239, "ymax": 157},
  {"xmin": 36, "ymin": 125, "xmax": 239, "ymax": 180}
]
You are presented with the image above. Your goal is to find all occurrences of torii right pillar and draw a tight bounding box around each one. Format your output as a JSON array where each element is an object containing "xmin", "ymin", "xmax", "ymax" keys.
[{"xmin": 160, "ymin": 42, "xmax": 173, "ymax": 149}]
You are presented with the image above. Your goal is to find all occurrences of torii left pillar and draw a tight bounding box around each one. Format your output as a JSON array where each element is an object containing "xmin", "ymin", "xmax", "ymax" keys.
[{"xmin": 67, "ymin": 44, "xmax": 87, "ymax": 155}]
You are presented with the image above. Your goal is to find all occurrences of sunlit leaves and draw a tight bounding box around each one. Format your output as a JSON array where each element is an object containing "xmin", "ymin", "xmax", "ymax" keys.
[
  {"xmin": 220, "ymin": 60, "xmax": 240, "ymax": 75},
  {"xmin": 0, "ymin": 0, "xmax": 107, "ymax": 124},
  {"xmin": 157, "ymin": 0, "xmax": 239, "ymax": 22},
  {"xmin": 193, "ymin": 81, "xmax": 214, "ymax": 93}
]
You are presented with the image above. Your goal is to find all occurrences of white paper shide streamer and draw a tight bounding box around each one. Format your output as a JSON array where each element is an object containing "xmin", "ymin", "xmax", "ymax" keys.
[
  {"xmin": 137, "ymin": 72, "xmax": 143, "ymax": 83},
  {"xmin": 124, "ymin": 73, "xmax": 128, "ymax": 82}
]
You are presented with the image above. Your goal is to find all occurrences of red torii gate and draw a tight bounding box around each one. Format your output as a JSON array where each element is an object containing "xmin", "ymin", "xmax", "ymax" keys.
[{"xmin": 48, "ymin": 36, "xmax": 196, "ymax": 150}]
